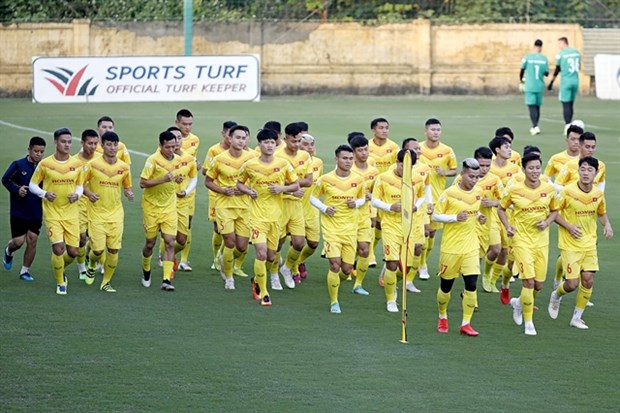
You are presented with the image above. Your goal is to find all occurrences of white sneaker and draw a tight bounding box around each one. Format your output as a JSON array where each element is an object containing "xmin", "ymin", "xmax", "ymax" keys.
[
  {"xmin": 270, "ymin": 273, "xmax": 283, "ymax": 290},
  {"xmin": 97, "ymin": 262, "xmax": 104, "ymax": 275},
  {"xmin": 529, "ymin": 127, "xmax": 537, "ymax": 136},
  {"xmin": 510, "ymin": 276, "xmax": 517, "ymax": 283},
  {"xmin": 280, "ymin": 265, "xmax": 295, "ymax": 289},
  {"xmin": 524, "ymin": 321, "xmax": 537, "ymax": 336},
  {"xmin": 569, "ymin": 318, "xmax": 589, "ymax": 329},
  {"xmin": 79, "ymin": 271, "xmax": 87, "ymax": 281},
  {"xmin": 534, "ymin": 126, "xmax": 541, "ymax": 135},
  {"xmin": 418, "ymin": 267, "xmax": 430, "ymax": 280},
  {"xmin": 548, "ymin": 291, "xmax": 561, "ymax": 319},
  {"xmin": 587, "ymin": 301, "xmax": 594, "ymax": 307},
  {"xmin": 386, "ymin": 300, "xmax": 399, "ymax": 313},
  {"xmin": 406, "ymin": 281, "xmax": 421, "ymax": 293},
  {"xmin": 224, "ymin": 278, "xmax": 235, "ymax": 290},
  {"xmin": 141, "ymin": 274, "xmax": 151, "ymax": 288},
  {"xmin": 179, "ymin": 262, "xmax": 193, "ymax": 272},
  {"xmin": 511, "ymin": 297, "xmax": 523, "ymax": 326}
]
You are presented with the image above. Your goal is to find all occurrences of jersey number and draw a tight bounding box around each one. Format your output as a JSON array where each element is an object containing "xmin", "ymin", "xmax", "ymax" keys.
[{"xmin": 567, "ymin": 57, "xmax": 579, "ymax": 74}]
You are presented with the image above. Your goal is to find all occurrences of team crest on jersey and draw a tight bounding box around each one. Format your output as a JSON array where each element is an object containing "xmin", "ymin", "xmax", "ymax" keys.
[
  {"xmin": 387, "ymin": 149, "xmax": 393, "ymax": 153},
  {"xmin": 437, "ymin": 153, "xmax": 443, "ymax": 158},
  {"xmin": 507, "ymin": 172, "xmax": 512, "ymax": 177},
  {"xmin": 485, "ymin": 185, "xmax": 492, "ymax": 190},
  {"xmin": 593, "ymin": 197, "xmax": 598, "ymax": 202},
  {"xmin": 69, "ymin": 167, "xmax": 75, "ymax": 171},
  {"xmin": 182, "ymin": 161, "xmax": 188, "ymax": 166},
  {"xmin": 274, "ymin": 167, "xmax": 280, "ymax": 172},
  {"xmin": 117, "ymin": 170, "xmax": 124, "ymax": 175},
  {"xmin": 541, "ymin": 193, "xmax": 547, "ymax": 197},
  {"xmin": 351, "ymin": 183, "xmax": 357, "ymax": 187},
  {"xmin": 299, "ymin": 161, "xmax": 305, "ymax": 165},
  {"xmin": 476, "ymin": 195, "xmax": 481, "ymax": 200}
]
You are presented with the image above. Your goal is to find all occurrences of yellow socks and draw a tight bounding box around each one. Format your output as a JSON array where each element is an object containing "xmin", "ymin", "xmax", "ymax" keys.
[
  {"xmin": 327, "ymin": 270, "xmax": 340, "ymax": 304},
  {"xmin": 492, "ymin": 262, "xmax": 505, "ymax": 285},
  {"xmin": 254, "ymin": 259, "xmax": 267, "ymax": 298},
  {"xmin": 180, "ymin": 230, "xmax": 192, "ymax": 263},
  {"xmin": 269, "ymin": 254, "xmax": 280, "ymax": 274},
  {"xmin": 383, "ymin": 269, "xmax": 397, "ymax": 301},
  {"xmin": 88, "ymin": 250, "xmax": 101, "ymax": 270},
  {"xmin": 142, "ymin": 255, "xmax": 152, "ymax": 272},
  {"xmin": 234, "ymin": 248, "xmax": 247, "ymax": 269},
  {"xmin": 437, "ymin": 289, "xmax": 451, "ymax": 317},
  {"xmin": 101, "ymin": 252, "xmax": 118, "ymax": 286},
  {"xmin": 285, "ymin": 247, "xmax": 301, "ymax": 269},
  {"xmin": 354, "ymin": 255, "xmax": 369, "ymax": 287},
  {"xmin": 223, "ymin": 246, "xmax": 235, "ymax": 277},
  {"xmin": 62, "ymin": 251, "xmax": 74, "ymax": 266},
  {"xmin": 77, "ymin": 246, "xmax": 86, "ymax": 265},
  {"xmin": 162, "ymin": 261, "xmax": 173, "ymax": 281},
  {"xmin": 483, "ymin": 257, "xmax": 494, "ymax": 278},
  {"xmin": 575, "ymin": 285, "xmax": 592, "ymax": 310},
  {"xmin": 554, "ymin": 256, "xmax": 563, "ymax": 282},
  {"xmin": 51, "ymin": 253, "xmax": 65, "ymax": 284},
  {"xmin": 556, "ymin": 283, "xmax": 568, "ymax": 297},
  {"xmin": 462, "ymin": 290, "xmax": 477, "ymax": 323},
  {"xmin": 212, "ymin": 232, "xmax": 223, "ymax": 260},
  {"xmin": 520, "ymin": 287, "xmax": 534, "ymax": 322}
]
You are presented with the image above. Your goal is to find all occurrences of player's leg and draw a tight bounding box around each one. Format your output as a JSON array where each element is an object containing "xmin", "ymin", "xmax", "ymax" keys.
[
  {"xmin": 160, "ymin": 232, "xmax": 176, "ymax": 291},
  {"xmin": 459, "ymin": 251, "xmax": 480, "ymax": 336},
  {"xmin": 405, "ymin": 243, "xmax": 423, "ymax": 293},
  {"xmin": 4, "ymin": 216, "xmax": 28, "ymax": 271},
  {"xmin": 99, "ymin": 221, "xmax": 123, "ymax": 292},
  {"xmin": 141, "ymin": 210, "xmax": 159, "ymax": 287},
  {"xmin": 280, "ymin": 204, "xmax": 305, "ymax": 285},
  {"xmin": 381, "ymin": 229, "xmax": 400, "ymax": 312},
  {"xmin": 179, "ymin": 197, "xmax": 194, "ymax": 269},
  {"xmin": 86, "ymin": 221, "xmax": 106, "ymax": 286},
  {"xmin": 570, "ymin": 250, "xmax": 597, "ymax": 329},
  {"xmin": 221, "ymin": 224, "xmax": 237, "ymax": 289},
  {"xmin": 232, "ymin": 210, "xmax": 251, "ymax": 278},
  {"xmin": 20, "ymin": 228, "xmax": 40, "ymax": 281},
  {"xmin": 511, "ymin": 247, "xmax": 536, "ymax": 335},
  {"xmin": 327, "ymin": 253, "xmax": 343, "ymax": 313},
  {"xmin": 210, "ymin": 205, "xmax": 223, "ymax": 271},
  {"xmin": 549, "ymin": 250, "xmax": 580, "ymax": 319},
  {"xmin": 76, "ymin": 205, "xmax": 89, "ymax": 278}
]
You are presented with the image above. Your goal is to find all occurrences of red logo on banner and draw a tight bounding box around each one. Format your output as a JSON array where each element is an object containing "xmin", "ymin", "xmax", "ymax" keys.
[{"xmin": 43, "ymin": 65, "xmax": 98, "ymax": 96}]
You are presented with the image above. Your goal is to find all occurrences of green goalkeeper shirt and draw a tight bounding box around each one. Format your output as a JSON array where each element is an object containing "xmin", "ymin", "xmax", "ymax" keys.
[
  {"xmin": 556, "ymin": 47, "xmax": 581, "ymax": 85},
  {"xmin": 521, "ymin": 52, "xmax": 549, "ymax": 93}
]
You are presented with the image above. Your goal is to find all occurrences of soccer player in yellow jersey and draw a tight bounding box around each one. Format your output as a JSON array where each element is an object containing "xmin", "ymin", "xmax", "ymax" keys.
[
  {"xmin": 254, "ymin": 120, "xmax": 285, "ymax": 154},
  {"xmin": 202, "ymin": 120, "xmax": 236, "ymax": 272},
  {"xmin": 489, "ymin": 136, "xmax": 524, "ymax": 301},
  {"xmin": 275, "ymin": 123, "xmax": 313, "ymax": 289},
  {"xmin": 495, "ymin": 127, "xmax": 522, "ymax": 166},
  {"xmin": 349, "ymin": 135, "xmax": 380, "ymax": 294},
  {"xmin": 206, "ymin": 125, "xmax": 255, "ymax": 290},
  {"xmin": 419, "ymin": 118, "xmax": 457, "ymax": 280},
  {"xmin": 548, "ymin": 157, "xmax": 613, "ymax": 329},
  {"xmin": 432, "ymin": 158, "xmax": 485, "ymax": 336},
  {"xmin": 545, "ymin": 124, "xmax": 582, "ymax": 184},
  {"xmin": 237, "ymin": 128, "xmax": 299, "ymax": 307},
  {"xmin": 75, "ymin": 129, "xmax": 100, "ymax": 284},
  {"xmin": 174, "ymin": 109, "xmax": 201, "ymax": 271},
  {"xmin": 139, "ymin": 131, "xmax": 184, "ymax": 292},
  {"xmin": 498, "ymin": 154, "xmax": 558, "ymax": 336},
  {"xmin": 401, "ymin": 138, "xmax": 433, "ymax": 292},
  {"xmin": 555, "ymin": 132, "xmax": 606, "ymax": 192},
  {"xmin": 83, "ymin": 131, "xmax": 133, "ymax": 292},
  {"xmin": 96, "ymin": 116, "xmax": 132, "ymax": 165},
  {"xmin": 465, "ymin": 147, "xmax": 505, "ymax": 294},
  {"xmin": 311, "ymin": 145, "xmax": 366, "ymax": 314},
  {"xmin": 295, "ymin": 133, "xmax": 323, "ymax": 281},
  {"xmin": 372, "ymin": 149, "xmax": 422, "ymax": 313},
  {"xmin": 29, "ymin": 128, "xmax": 84, "ymax": 295}
]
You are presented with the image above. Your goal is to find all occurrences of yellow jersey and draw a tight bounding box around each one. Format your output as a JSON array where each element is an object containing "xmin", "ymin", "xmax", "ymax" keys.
[
  {"xmin": 275, "ymin": 147, "xmax": 312, "ymax": 202},
  {"xmin": 419, "ymin": 141, "xmax": 458, "ymax": 202},
  {"xmin": 490, "ymin": 160, "xmax": 523, "ymax": 186},
  {"xmin": 181, "ymin": 132, "xmax": 200, "ymax": 158},
  {"xmin": 544, "ymin": 150, "xmax": 579, "ymax": 179},
  {"xmin": 368, "ymin": 138, "xmax": 399, "ymax": 173},
  {"xmin": 207, "ymin": 149, "xmax": 256, "ymax": 209},
  {"xmin": 351, "ymin": 162, "xmax": 380, "ymax": 224},
  {"xmin": 96, "ymin": 142, "xmax": 131, "ymax": 165},
  {"xmin": 175, "ymin": 151, "xmax": 198, "ymax": 210},
  {"xmin": 140, "ymin": 151, "xmax": 182, "ymax": 214},
  {"xmin": 83, "ymin": 156, "xmax": 131, "ymax": 222},
  {"xmin": 555, "ymin": 158, "xmax": 606, "ymax": 188},
  {"xmin": 435, "ymin": 184, "xmax": 484, "ymax": 255},
  {"xmin": 557, "ymin": 182, "xmax": 606, "ymax": 251},
  {"xmin": 372, "ymin": 169, "xmax": 422, "ymax": 234},
  {"xmin": 302, "ymin": 156, "xmax": 324, "ymax": 219}
]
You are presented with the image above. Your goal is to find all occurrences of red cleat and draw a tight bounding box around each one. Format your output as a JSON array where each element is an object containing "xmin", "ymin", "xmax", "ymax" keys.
[
  {"xmin": 437, "ymin": 318, "xmax": 449, "ymax": 333},
  {"xmin": 251, "ymin": 277, "xmax": 261, "ymax": 301},
  {"xmin": 460, "ymin": 323, "xmax": 479, "ymax": 336},
  {"xmin": 533, "ymin": 305, "xmax": 539, "ymax": 311},
  {"xmin": 173, "ymin": 256, "xmax": 179, "ymax": 272},
  {"xmin": 500, "ymin": 288, "xmax": 510, "ymax": 305},
  {"xmin": 299, "ymin": 262, "xmax": 308, "ymax": 279},
  {"xmin": 261, "ymin": 295, "xmax": 272, "ymax": 307}
]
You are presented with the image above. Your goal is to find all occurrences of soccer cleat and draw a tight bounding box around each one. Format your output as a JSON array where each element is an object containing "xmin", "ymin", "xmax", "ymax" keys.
[
  {"xmin": 330, "ymin": 302, "xmax": 341, "ymax": 314},
  {"xmin": 510, "ymin": 276, "xmax": 517, "ymax": 283},
  {"xmin": 524, "ymin": 322, "xmax": 537, "ymax": 336},
  {"xmin": 3, "ymin": 248, "xmax": 13, "ymax": 270},
  {"xmin": 280, "ymin": 265, "xmax": 295, "ymax": 289},
  {"xmin": 19, "ymin": 272, "xmax": 34, "ymax": 281},
  {"xmin": 173, "ymin": 256, "xmax": 179, "ymax": 272},
  {"xmin": 79, "ymin": 271, "xmax": 87, "ymax": 281},
  {"xmin": 500, "ymin": 287, "xmax": 510, "ymax": 305},
  {"xmin": 491, "ymin": 285, "xmax": 500, "ymax": 293},
  {"xmin": 85, "ymin": 267, "xmax": 96, "ymax": 286},
  {"xmin": 270, "ymin": 273, "xmax": 283, "ymax": 291},
  {"xmin": 100, "ymin": 282, "xmax": 116, "ymax": 293},
  {"xmin": 437, "ymin": 318, "xmax": 448, "ymax": 333},
  {"xmin": 233, "ymin": 266, "xmax": 248, "ymax": 277},
  {"xmin": 569, "ymin": 318, "xmax": 589, "ymax": 330},
  {"xmin": 386, "ymin": 300, "xmax": 398, "ymax": 313},
  {"xmin": 56, "ymin": 283, "xmax": 67, "ymax": 295},
  {"xmin": 587, "ymin": 301, "xmax": 594, "ymax": 307},
  {"xmin": 352, "ymin": 285, "xmax": 370, "ymax": 296},
  {"xmin": 141, "ymin": 270, "xmax": 151, "ymax": 288},
  {"xmin": 298, "ymin": 262, "xmax": 308, "ymax": 279},
  {"xmin": 179, "ymin": 262, "xmax": 193, "ymax": 272},
  {"xmin": 293, "ymin": 274, "xmax": 301, "ymax": 284},
  {"xmin": 251, "ymin": 277, "xmax": 261, "ymax": 300},
  {"xmin": 418, "ymin": 267, "xmax": 430, "ymax": 280},
  {"xmin": 482, "ymin": 274, "xmax": 492, "ymax": 293},
  {"xmin": 161, "ymin": 280, "xmax": 175, "ymax": 291},
  {"xmin": 406, "ymin": 282, "xmax": 421, "ymax": 293},
  {"xmin": 378, "ymin": 264, "xmax": 386, "ymax": 287},
  {"xmin": 511, "ymin": 297, "xmax": 523, "ymax": 326},
  {"xmin": 157, "ymin": 255, "xmax": 163, "ymax": 267},
  {"xmin": 460, "ymin": 324, "xmax": 479, "ymax": 337},
  {"xmin": 548, "ymin": 291, "xmax": 561, "ymax": 319},
  {"xmin": 210, "ymin": 262, "xmax": 216, "ymax": 270},
  {"xmin": 261, "ymin": 295, "xmax": 272, "ymax": 307},
  {"xmin": 224, "ymin": 278, "xmax": 235, "ymax": 290},
  {"xmin": 534, "ymin": 126, "xmax": 541, "ymax": 135},
  {"xmin": 368, "ymin": 260, "xmax": 377, "ymax": 268}
]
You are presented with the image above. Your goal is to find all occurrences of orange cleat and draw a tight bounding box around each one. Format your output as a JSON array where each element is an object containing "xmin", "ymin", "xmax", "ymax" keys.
[
  {"xmin": 460, "ymin": 323, "xmax": 479, "ymax": 336},
  {"xmin": 500, "ymin": 288, "xmax": 510, "ymax": 305},
  {"xmin": 251, "ymin": 277, "xmax": 261, "ymax": 301},
  {"xmin": 173, "ymin": 256, "xmax": 179, "ymax": 272},
  {"xmin": 437, "ymin": 318, "xmax": 449, "ymax": 333}
]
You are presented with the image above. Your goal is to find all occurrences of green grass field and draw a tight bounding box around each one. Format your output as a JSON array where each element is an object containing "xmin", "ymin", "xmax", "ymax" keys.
[{"xmin": 1, "ymin": 96, "xmax": 619, "ymax": 412}]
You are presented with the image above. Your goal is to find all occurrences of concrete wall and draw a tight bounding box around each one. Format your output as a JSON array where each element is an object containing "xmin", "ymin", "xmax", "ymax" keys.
[{"xmin": 0, "ymin": 20, "xmax": 588, "ymax": 96}]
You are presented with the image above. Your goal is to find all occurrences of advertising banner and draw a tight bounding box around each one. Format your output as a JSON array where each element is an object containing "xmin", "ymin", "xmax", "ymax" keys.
[
  {"xmin": 32, "ymin": 55, "xmax": 260, "ymax": 103},
  {"xmin": 594, "ymin": 54, "xmax": 620, "ymax": 100}
]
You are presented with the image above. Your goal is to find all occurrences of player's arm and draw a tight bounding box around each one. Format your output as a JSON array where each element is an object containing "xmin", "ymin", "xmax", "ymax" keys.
[
  {"xmin": 371, "ymin": 184, "xmax": 400, "ymax": 212},
  {"xmin": 598, "ymin": 213, "xmax": 613, "ymax": 240},
  {"xmin": 298, "ymin": 172, "xmax": 313, "ymax": 188},
  {"xmin": 519, "ymin": 68, "xmax": 525, "ymax": 83},
  {"xmin": 548, "ymin": 65, "xmax": 561, "ymax": 90},
  {"xmin": 1, "ymin": 161, "xmax": 21, "ymax": 194},
  {"xmin": 140, "ymin": 167, "xmax": 175, "ymax": 189}
]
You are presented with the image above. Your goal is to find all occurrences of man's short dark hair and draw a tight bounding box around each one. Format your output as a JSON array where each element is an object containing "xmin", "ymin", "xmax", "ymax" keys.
[
  {"xmin": 159, "ymin": 131, "xmax": 176, "ymax": 145},
  {"xmin": 29, "ymin": 137, "xmax": 46, "ymax": 148},
  {"xmin": 53, "ymin": 128, "xmax": 71, "ymax": 140}
]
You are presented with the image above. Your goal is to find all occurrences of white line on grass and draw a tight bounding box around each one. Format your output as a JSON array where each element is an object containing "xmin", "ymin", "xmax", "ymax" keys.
[{"xmin": 0, "ymin": 120, "xmax": 150, "ymax": 158}]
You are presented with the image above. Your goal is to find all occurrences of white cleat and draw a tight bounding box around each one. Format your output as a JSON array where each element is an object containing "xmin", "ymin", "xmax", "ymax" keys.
[
  {"xmin": 524, "ymin": 321, "xmax": 537, "ymax": 336},
  {"xmin": 569, "ymin": 318, "xmax": 589, "ymax": 330},
  {"xmin": 511, "ymin": 297, "xmax": 523, "ymax": 326},
  {"xmin": 270, "ymin": 273, "xmax": 283, "ymax": 291},
  {"xmin": 587, "ymin": 301, "xmax": 594, "ymax": 307},
  {"xmin": 280, "ymin": 265, "xmax": 295, "ymax": 289},
  {"xmin": 386, "ymin": 300, "xmax": 399, "ymax": 313},
  {"xmin": 406, "ymin": 281, "xmax": 421, "ymax": 293},
  {"xmin": 548, "ymin": 291, "xmax": 561, "ymax": 319},
  {"xmin": 224, "ymin": 278, "xmax": 235, "ymax": 290},
  {"xmin": 418, "ymin": 267, "xmax": 430, "ymax": 280}
]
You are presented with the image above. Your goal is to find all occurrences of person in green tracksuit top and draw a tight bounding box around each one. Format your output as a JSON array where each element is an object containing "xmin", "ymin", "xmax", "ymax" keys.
[
  {"xmin": 520, "ymin": 39, "xmax": 549, "ymax": 136},
  {"xmin": 548, "ymin": 37, "xmax": 581, "ymax": 131}
]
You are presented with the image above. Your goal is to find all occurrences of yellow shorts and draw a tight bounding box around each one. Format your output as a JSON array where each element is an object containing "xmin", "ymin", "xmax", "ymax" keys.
[
  {"xmin": 46, "ymin": 219, "xmax": 79, "ymax": 248},
  {"xmin": 177, "ymin": 205, "xmax": 190, "ymax": 236},
  {"xmin": 323, "ymin": 234, "xmax": 356, "ymax": 264},
  {"xmin": 143, "ymin": 209, "xmax": 177, "ymax": 239},
  {"xmin": 357, "ymin": 214, "xmax": 372, "ymax": 243},
  {"xmin": 250, "ymin": 220, "xmax": 280, "ymax": 251},
  {"xmin": 280, "ymin": 200, "xmax": 305, "ymax": 237},
  {"xmin": 561, "ymin": 249, "xmax": 599, "ymax": 279},
  {"xmin": 89, "ymin": 220, "xmax": 123, "ymax": 251},
  {"xmin": 438, "ymin": 250, "xmax": 480, "ymax": 280},
  {"xmin": 382, "ymin": 229, "xmax": 403, "ymax": 262},
  {"xmin": 513, "ymin": 245, "xmax": 548, "ymax": 282},
  {"xmin": 488, "ymin": 218, "xmax": 501, "ymax": 247},
  {"xmin": 79, "ymin": 205, "xmax": 88, "ymax": 234},
  {"xmin": 188, "ymin": 192, "xmax": 196, "ymax": 216},
  {"xmin": 370, "ymin": 205, "xmax": 378, "ymax": 219},
  {"xmin": 429, "ymin": 220, "xmax": 443, "ymax": 231},
  {"xmin": 410, "ymin": 211, "xmax": 426, "ymax": 245},
  {"xmin": 216, "ymin": 207, "xmax": 250, "ymax": 238},
  {"xmin": 208, "ymin": 193, "xmax": 217, "ymax": 222},
  {"xmin": 304, "ymin": 212, "xmax": 320, "ymax": 243}
]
